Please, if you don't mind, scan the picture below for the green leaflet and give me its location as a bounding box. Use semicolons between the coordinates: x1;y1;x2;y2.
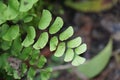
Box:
72;56;86;66
21;63;27;77
4;0;19;20
38;10;52;30
67;37;82;48
64;48;74;62
33;32;48;49
23;15;33;23
20;0;38;12
22;26;36;47
13;70;20;79
0;0;19;24
40;68;52;80
50;36;58;51
2;25;19;41
29;50;40;65
10;37;23;56
54;42;66;57
76;39;112;78
27;67;36;80
49;17;63;34
19;47;32;60
31;50;40;60
0;40;12;50
75;43;87;55
59;26;74;41
0;24;9;38
37;55;47;68
0;2;7;24
0;53;9;68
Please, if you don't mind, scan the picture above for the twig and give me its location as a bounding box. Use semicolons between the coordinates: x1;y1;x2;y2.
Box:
52;64;88;80
52;64;75;72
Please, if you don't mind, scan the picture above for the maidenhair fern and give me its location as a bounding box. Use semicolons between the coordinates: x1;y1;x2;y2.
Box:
0;0;87;80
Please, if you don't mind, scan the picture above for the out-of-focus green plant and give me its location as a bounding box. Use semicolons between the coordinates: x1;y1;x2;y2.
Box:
65;0;118;12
76;39;112;78
0;0;87;80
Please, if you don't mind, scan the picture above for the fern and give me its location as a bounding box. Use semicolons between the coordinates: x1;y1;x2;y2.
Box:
0;0;87;80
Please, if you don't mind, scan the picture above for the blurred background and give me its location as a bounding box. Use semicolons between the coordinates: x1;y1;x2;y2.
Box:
38;0;120;80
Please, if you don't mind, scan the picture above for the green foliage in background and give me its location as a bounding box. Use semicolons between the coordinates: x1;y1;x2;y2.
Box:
65;0;118;12
76;39;112;78
0;0;87;80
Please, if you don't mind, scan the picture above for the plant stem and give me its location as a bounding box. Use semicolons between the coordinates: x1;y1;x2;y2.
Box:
52;64;75;72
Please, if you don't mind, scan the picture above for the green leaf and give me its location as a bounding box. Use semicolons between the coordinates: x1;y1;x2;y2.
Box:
59;26;74;41
72;56;86;66
75;43;87;55
23;15;33;23
21;63;27;77
10;37;23;56
64;48;74;62
54;42;66;57
0;53;9;68
19;47;32;60
0;24;9;38
37;55;47;68
27;67;36;80
65;0;118;12
33;32;49;49
4;0;19;20
67;37;82;48
31;50;40;60
0;2;7;24
40;68;52;80
22;26;36;47
29;50;40;65
2;25;19;41
13;70;20;79
38;10;52;30
20;0;38;12
0;40;12;50
49;17;63;34
50;36;58;51
76;39;112;78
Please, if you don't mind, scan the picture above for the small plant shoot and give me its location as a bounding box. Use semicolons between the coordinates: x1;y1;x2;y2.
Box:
0;0;87;79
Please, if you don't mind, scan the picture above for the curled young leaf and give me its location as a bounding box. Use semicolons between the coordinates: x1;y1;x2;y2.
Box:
33;32;49;49
67;37;82;48
64;48;74;62
49;17;63;34
59;26;74;41
38;10;52;30
50;36;58;51
54;42;66;57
